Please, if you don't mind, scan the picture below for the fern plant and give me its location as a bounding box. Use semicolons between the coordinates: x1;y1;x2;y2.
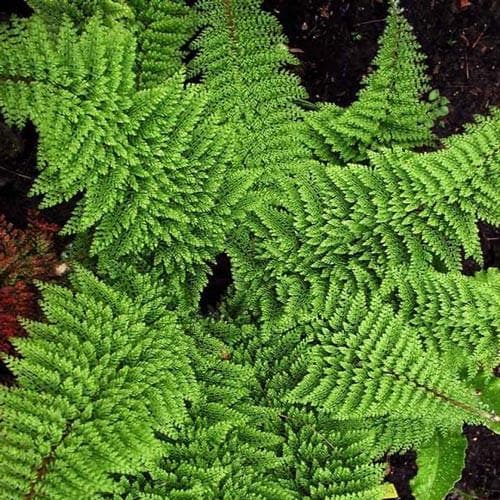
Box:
0;12;250;306
26;0;197;85
0;266;196;498
233;109;499;322
302;1;449;164
0;0;498;499
189;0;312;184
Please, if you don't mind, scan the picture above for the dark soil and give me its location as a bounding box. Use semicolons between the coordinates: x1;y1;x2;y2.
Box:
0;120;76;242
199;253;233;314
1;1;499;499
0;0;32;21
451;426;500;500
386;451;418;500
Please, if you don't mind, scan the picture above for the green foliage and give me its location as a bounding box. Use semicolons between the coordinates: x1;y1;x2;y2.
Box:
474;374;500;414
382;267;500;372
0;266;196;499
128;0;199;87
110;318;385;499
27;0;198;86
471;374;500;434
0;14;249;305
113;324;297;499
0;1;498;498
232;318;386;499
411;433;467;500
303;1;447;163
0;16;137;211
289;292;496;426
190;0;310;184
230;110;500;321
27;0;134;26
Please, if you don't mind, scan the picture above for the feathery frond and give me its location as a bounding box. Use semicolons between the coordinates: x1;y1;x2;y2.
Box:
0;267;196;499
0;15;249;304
190;0;309;181
303;2;448;163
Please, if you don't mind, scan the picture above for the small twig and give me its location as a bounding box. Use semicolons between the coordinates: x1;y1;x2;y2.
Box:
460;33;470;47
0;165;33;180
355;18;386;27
465;52;470;80
472;30;486;49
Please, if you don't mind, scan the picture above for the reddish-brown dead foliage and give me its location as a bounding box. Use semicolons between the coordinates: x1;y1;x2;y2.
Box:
0;210;59;354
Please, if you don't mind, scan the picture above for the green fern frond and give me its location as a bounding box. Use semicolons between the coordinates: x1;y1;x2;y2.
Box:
26;0;198;86
381;267;500;372
0;16;136;199
110;322;297;499
289;292;498;427
220;318;386;499
128;0;199;87
26;0;134;26
190;0;309;180
234;109;499;320
371;416;440;455
281;412;385;500
114;316;386;499
303;3;446;163
0;266;196;499
0;16;249;304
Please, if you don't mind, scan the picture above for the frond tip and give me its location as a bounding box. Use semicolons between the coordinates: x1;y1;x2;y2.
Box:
303;3;447;163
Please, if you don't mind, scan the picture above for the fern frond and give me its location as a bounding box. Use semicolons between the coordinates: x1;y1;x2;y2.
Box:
113;315;386;499
382;266;500;372
303;3;446;163
367;109;500;267
0;16;136;199
128;0;198;87
26;0;134;26
190;0;309;180
225;318;386;499
281;412;385;500
0;16;248;304
111;321;297;499
0;266;196;499
234;109;500;320
290;292;498;427
26;0;197;86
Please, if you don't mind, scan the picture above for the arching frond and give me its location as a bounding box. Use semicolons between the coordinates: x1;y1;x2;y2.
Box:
0;267;196;499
